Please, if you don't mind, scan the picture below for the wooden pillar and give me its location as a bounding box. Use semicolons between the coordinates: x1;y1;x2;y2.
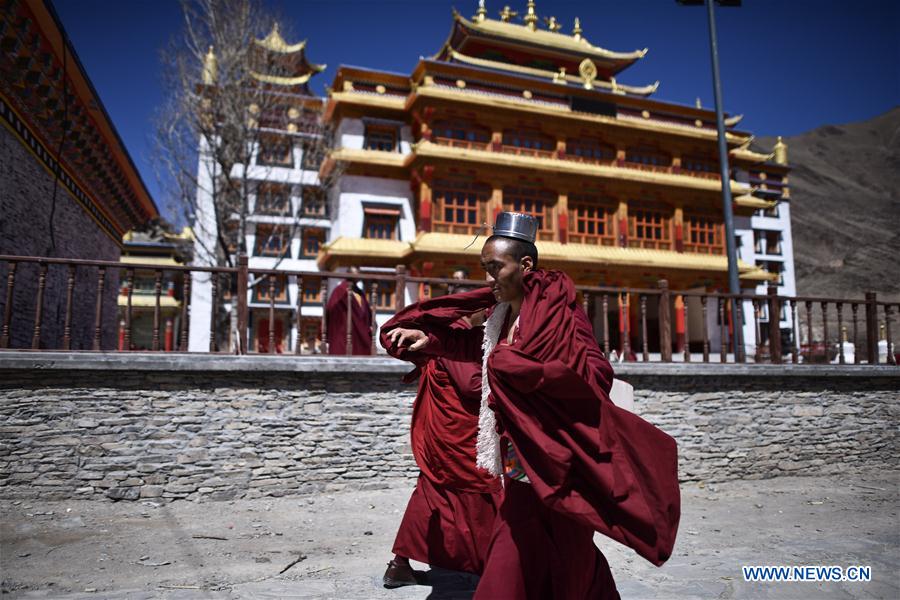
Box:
617;200;628;247
674;205;684;253
672;155;682;175
865;292;878;364
658;279;672;362
674;293;686;352
419;179;432;233
555;137;566;160
557;191;569;244
491;186;503;224
768;284;782;363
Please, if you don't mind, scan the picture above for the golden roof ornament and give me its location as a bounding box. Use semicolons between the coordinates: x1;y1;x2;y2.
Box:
256;21;306;53
474;0;487;22
572;17;583;40
695;97;702;109
202;45;217;85
773;136;788;165
498;5;518;22
524;0;538;31
579;58;597;90
544;16;561;32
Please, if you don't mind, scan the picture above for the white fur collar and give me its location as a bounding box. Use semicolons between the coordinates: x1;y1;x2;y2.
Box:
477;302;509;477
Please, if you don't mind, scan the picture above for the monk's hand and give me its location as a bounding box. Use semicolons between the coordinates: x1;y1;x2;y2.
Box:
387;327;429;351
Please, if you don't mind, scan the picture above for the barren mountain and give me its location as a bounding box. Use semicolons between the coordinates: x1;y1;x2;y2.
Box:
755;107;900;302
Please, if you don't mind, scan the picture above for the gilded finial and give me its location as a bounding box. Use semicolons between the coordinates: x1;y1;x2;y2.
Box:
544;16;561;32
202;45;217;85
773;135;788;165
552;66;567;84
573;17;582;40
474;0;487;22
524;0;538;30
498;5;517;22
695;97;702;109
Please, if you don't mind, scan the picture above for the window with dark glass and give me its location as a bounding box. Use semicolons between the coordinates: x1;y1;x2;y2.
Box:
432;177;490;235
567;138;616;163
684;213;724;254
363;206;400;240
253;274;288;304
301;186;328;217
629;203;672;249
682;155;718;177
255;183;292;216
501;128;555;156
503;184;555;239
303;279;323;304
300;227;326;258
300;142;324;170
569;194;615;245
364;124;398;152
625;146;671;169
257;136;293;167
254;225;291;258
431;119;491;149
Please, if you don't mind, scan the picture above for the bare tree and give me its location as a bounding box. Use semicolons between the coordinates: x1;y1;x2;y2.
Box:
153;0;342;351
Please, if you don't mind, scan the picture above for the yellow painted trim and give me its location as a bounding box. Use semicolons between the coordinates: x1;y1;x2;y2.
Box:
734;195;778;209
330;147;410;168
414;140;750;195
117;295;181;309
328;91;407;111
119;256;183;267
730;147;774;164
414;86;749;144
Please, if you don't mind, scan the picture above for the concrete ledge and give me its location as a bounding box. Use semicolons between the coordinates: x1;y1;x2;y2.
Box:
0;351;898;378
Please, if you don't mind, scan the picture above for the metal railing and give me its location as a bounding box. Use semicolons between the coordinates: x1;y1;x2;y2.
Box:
1;254;896;365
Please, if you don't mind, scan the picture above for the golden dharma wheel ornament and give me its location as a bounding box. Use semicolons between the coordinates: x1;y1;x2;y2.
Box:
578;58;597;90
456;79;467;89
375;84;386;95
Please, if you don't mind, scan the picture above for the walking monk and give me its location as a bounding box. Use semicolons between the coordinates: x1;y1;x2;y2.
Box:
381;309;501;587
325;267;373;355
383;212;681;599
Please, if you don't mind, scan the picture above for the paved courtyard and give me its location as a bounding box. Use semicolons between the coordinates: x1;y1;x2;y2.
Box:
2;468;898;599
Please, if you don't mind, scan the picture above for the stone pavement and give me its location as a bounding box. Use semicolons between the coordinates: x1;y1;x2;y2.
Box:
2;468;898;599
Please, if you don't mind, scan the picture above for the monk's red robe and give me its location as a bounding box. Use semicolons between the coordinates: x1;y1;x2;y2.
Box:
389;326;501;574
381;271;681;599
326;280;373;355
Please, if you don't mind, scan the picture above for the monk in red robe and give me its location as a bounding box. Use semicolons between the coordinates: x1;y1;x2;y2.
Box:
326;269;373;355
382;312;502;587
383;217;681;599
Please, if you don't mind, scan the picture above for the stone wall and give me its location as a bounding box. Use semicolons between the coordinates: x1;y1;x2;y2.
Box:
0;127;121;350
0;355;897;502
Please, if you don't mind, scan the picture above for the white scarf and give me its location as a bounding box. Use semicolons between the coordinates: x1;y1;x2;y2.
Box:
476;302;509;477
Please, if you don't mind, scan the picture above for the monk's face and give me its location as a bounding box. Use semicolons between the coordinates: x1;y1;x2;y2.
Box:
480;238;532;303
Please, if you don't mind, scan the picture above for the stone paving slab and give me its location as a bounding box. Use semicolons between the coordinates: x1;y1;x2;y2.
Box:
2;469;898;599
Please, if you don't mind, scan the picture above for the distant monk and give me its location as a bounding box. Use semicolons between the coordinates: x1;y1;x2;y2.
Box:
380;310;501;587
326;267;373;355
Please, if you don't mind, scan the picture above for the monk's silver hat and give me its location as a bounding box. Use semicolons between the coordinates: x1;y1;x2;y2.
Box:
492;212;538;243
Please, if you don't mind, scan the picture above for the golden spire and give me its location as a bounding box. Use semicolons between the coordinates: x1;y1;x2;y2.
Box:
474;0;487;22
544;16;561;32
695;97;702;109
498;5;517;22
202;45;217;85
572;17;582;40
524;0;538;30
773;136;788;165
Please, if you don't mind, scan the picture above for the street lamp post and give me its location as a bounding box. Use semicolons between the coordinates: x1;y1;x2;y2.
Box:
677;0;744;358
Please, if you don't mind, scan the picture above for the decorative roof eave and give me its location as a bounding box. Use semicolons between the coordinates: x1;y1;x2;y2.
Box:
730;147;774;164
330;147;411;169
250;71;315;86
734;194;778;210
412;85;750;145
255;23;307;54
452;10;647;64
446;48;658;96
316;236;411;269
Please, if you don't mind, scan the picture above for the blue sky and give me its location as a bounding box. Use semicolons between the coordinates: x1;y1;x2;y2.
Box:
52;0;899;219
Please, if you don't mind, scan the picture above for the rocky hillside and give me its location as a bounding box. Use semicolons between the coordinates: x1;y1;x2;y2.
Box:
755;107;900;302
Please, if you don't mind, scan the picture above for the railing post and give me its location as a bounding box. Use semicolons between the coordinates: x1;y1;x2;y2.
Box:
865;292;877;364
0;262;15;348
768;284;782;364
237;255;249;355
395;264;407;310
658;279;672;362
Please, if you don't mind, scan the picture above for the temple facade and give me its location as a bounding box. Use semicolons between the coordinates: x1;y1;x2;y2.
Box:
189;1;796;357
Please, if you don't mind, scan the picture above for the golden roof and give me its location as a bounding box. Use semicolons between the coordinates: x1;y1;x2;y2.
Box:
733;194;778;210
318;232;773;280
250;71;315;86
446;48;658;96
255;23;308;54
730;146;773;164
451;10;647;63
